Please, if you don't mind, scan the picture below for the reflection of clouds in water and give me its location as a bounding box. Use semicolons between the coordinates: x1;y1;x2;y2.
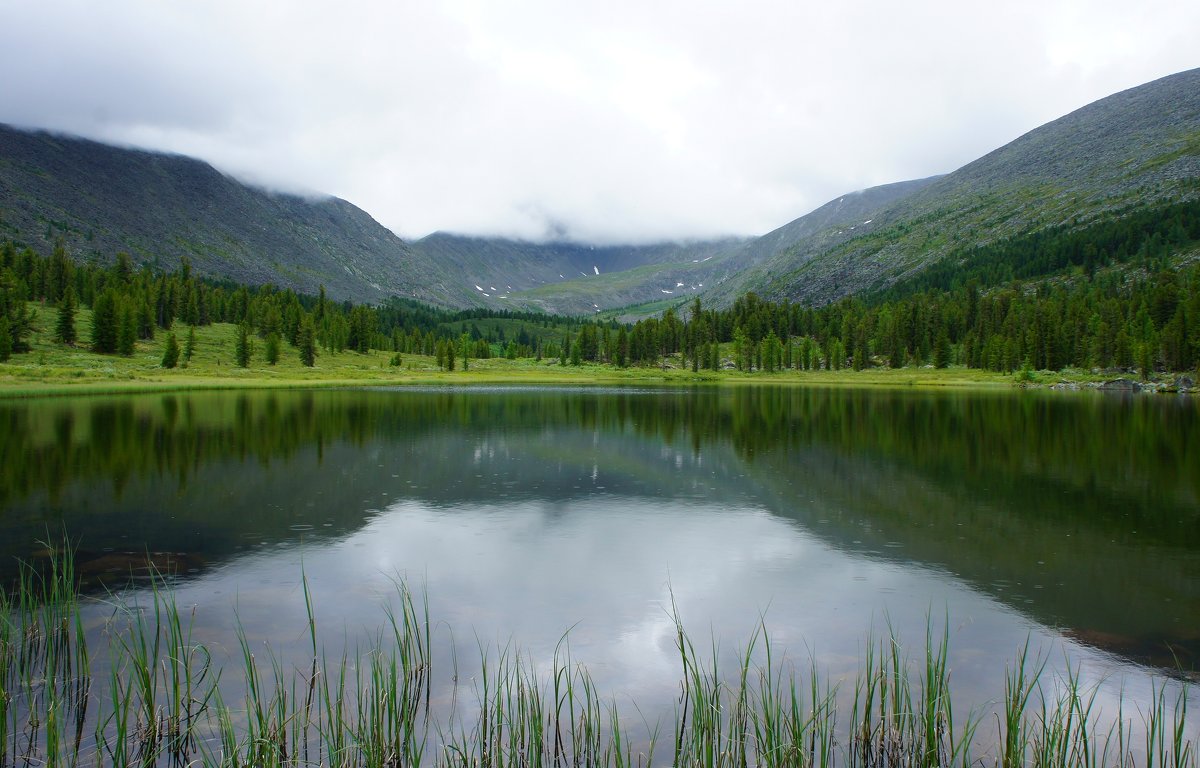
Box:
142;492;1186;737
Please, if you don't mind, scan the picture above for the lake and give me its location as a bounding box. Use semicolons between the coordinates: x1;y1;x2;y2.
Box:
1;385;1197;764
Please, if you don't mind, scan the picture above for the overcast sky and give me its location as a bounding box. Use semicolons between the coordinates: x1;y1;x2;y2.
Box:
1;1;1197;244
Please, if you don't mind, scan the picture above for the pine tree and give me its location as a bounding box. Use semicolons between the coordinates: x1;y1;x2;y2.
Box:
138;296;155;340
265;332;281;365
298;317;317;367
117;301;137;356
934;328;951;369
184;286;200;326
183;325;197;363
733;327;750;371
48;240;73;303
0;316;11;362
91;289;118;353
1138;340;1154;381
235;323;251;367
55;285;78;345
161;332;180;368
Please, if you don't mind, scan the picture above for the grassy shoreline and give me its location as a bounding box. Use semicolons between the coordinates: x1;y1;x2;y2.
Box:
0;305;1178;399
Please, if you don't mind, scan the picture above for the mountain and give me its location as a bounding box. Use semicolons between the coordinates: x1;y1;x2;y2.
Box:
4;67;1198;315
478;179;939;316
0;124;466;304
708;67;1200;305
0;121;751;312
413;233;746;315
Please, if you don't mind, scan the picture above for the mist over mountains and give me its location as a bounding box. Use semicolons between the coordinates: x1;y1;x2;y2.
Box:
2;67;1198;314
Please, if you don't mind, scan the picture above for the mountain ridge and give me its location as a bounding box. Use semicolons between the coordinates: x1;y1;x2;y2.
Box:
712;66;1200;305
3;66;1199;314
0;124;463;305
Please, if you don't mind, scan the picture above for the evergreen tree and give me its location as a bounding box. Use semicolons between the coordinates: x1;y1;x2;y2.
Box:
1138;340;1154;380
47;240;73;303
0;316;10;362
184;285;200;325
55;285;78;345
91;289;118;353
265;332;281;365
298;317;317;367
113;252;133;284
117;300;137;356
236;323;252;367
733;327;750;371
138;295;156;340
183;325;197;363
161;332;180;368
934;329;951;369
852;322;869;371
0;269;33;355
578;325;599;361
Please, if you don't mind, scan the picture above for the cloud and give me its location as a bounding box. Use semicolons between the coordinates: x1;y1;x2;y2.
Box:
1;0;1197;243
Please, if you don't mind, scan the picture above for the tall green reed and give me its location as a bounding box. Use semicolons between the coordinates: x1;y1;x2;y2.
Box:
1;549;1196;767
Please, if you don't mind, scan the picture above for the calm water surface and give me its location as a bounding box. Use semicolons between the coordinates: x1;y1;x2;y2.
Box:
1;385;1197;734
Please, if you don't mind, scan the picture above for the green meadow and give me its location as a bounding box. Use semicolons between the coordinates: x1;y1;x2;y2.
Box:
1;303;1085;397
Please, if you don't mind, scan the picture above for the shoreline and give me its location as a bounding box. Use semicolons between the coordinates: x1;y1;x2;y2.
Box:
3;306;1192;399
1;362;1191;400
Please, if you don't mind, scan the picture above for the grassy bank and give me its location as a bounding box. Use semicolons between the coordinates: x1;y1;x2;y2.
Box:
1;552;1196;767
0;304;1119;398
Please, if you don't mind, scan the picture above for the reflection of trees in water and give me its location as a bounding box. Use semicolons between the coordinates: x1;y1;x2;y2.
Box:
2;387;1197;518
0;386;1198;673
728;387;1200;536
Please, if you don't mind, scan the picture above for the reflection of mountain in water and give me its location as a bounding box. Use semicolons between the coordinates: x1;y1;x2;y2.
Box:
0;387;1197;673
0;390;761;587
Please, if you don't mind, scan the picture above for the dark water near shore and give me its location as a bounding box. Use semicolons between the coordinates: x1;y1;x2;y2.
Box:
1;385;1198;726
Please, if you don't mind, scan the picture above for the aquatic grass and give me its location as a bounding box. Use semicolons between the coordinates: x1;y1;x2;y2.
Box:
1146;680;1193;768
999;639;1043;768
1;552;1198;767
102;568;219;764
0;543;92;767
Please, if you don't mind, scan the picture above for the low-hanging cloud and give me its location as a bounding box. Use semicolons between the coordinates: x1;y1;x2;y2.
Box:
1;0;1197;244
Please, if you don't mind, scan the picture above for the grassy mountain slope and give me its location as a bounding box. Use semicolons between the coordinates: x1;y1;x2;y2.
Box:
415;233;747;315
0;124;466;305
489;177;936;314
711;67;1200;305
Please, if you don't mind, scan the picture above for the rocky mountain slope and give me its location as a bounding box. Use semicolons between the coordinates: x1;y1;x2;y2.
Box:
491;177;940;316
0;123;745;311
707;67;1200;305
414;233;746;315
0;124;463;304
3;67;1198;314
